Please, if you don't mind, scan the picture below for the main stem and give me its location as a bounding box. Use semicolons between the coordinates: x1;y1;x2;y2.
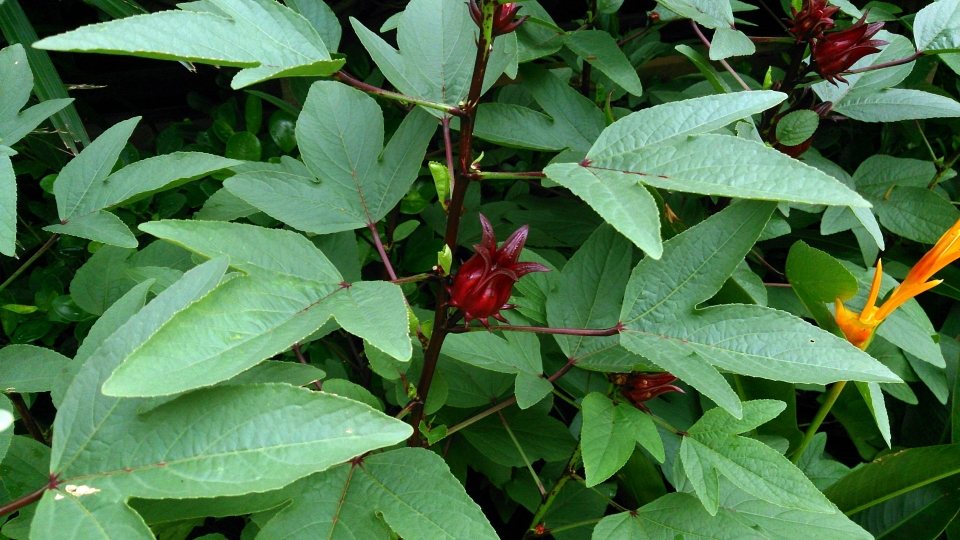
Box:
528;444;582;535
408;2;495;446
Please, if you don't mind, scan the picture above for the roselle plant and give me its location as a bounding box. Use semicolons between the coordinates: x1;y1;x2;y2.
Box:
1;0;960;538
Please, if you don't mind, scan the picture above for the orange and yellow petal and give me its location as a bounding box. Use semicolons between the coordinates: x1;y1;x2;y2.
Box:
834;299;879;350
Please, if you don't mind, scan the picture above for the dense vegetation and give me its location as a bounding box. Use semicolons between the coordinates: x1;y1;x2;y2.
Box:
1;0;960;538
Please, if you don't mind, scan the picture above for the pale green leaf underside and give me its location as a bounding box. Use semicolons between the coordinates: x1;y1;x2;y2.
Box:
33;0;344;88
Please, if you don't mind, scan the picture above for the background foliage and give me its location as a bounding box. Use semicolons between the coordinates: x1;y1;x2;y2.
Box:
1;0;960;538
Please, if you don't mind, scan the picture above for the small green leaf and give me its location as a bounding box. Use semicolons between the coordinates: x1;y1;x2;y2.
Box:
437;244;453;276
565;30;643;97
776;110;819;146
225;131;261;161
0;344;70;393
428;161;451;209
581;393;664;487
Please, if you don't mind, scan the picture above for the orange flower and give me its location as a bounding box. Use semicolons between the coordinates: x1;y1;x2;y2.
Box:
835;218;960;349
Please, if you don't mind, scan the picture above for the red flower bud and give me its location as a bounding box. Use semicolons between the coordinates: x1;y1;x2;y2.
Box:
611;371;685;411
812;14;886;84
788;0;839;42
775;138;812;158
448;214;550;328
468;0;528;37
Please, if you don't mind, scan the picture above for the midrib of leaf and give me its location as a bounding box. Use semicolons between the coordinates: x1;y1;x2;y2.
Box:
567;247;620;358
326;463;358;540
623;209;761;325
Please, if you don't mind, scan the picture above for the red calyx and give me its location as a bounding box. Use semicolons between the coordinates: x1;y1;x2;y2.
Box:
774;138;812;158
468;0;528;37
612;371;685;412
812;14;886;84
447;214;550;328
788;0;840;42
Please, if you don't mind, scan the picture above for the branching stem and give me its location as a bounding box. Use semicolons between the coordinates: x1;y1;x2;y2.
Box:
334;70;463;116
790;380;847;463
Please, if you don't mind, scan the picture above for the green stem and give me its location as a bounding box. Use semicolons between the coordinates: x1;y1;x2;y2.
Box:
499;409;546;496
649;414;683;435
0;234;58;295
929;146;960;189
552;388;581;410
790;380;847;464
475;171;546;180
528;444;581;533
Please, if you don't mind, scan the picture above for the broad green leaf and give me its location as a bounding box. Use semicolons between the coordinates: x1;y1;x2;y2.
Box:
0;435;50;537
103;221;409;396
720;483;872;540
195;187;258;221
0;149;14;256
515;2;564;63
139;220;342;282
710;27;756;60
795;433;850;491
587;91;785;161
824;443;960;515
45;210;138;248
284;0;341;52
0;344;70;393
53;116;137;217
226;361;325;388
34;264;411;540
565;30;643;97
682;400;834;514
593;493;765;540
581;392;664;487
69;245;137;316
873;186;959;244
852;476;960;539
585;135;869;208
657;0;733;28
256;448;499;540
546;225;640;368
442;318;542;376
437;356;513;408
914;0;960;52
620;202;899;418
677;43;732;94
227;82;435;233
350;0;515;112
33;0;345;89
0;396;12;462
854;381;891;447
474;64;605;155
833;88;960;122
543;163;662;258
0;44;72;147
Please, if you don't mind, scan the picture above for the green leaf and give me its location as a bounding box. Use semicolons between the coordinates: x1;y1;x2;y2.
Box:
854;381;891;447
914;0;960;52
682;400;835;514
256;448;499;540
53;117;138;222
588;91;785;161
69;245;136;316
586;135;869;207
796;432;850;491
852;476;960;539
710;27;756;60
546;224;642;369
0;344;70;393
565;30;643;97
657;0;733;28
33;0;345;89
776;110;819;146
0;150;14;257
0;44;72;147
581;392;664;487
832;88;960;122
284;0;341;52
620;202;899;418
474;64;605;155
102;221;410;396
542;162;662;258
514;371;553;409
0;1;90;152
350;0;516;112
226;82;435;233
677;43;732;93
824;443;960;515
225;361;325;388
442;319;542;376
33;266;411;540
45;211;138;248
224;131;261;161
593;493;765;540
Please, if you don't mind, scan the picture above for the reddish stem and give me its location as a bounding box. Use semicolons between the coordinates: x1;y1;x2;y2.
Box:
441;116;457;198
9;393;46;445
292;343;322;391
842;51;921;74
367;223;398;281
0;475;59;518
333;70;463;116
691;21;751;92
